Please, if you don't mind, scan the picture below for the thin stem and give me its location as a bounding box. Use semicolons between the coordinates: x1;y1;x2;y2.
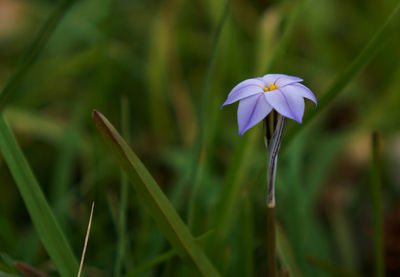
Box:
77;202;95;277
267;207;277;277
265;115;285;208
264;114;285;276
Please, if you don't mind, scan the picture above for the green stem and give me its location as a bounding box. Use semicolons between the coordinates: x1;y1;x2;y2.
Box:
264;113;285;276
265;114;285;207
267;207;277;277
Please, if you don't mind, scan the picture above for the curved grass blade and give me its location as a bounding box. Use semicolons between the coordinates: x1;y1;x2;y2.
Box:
92;110;220;277
0;116;79;277
0;0;75;111
283;2;400;148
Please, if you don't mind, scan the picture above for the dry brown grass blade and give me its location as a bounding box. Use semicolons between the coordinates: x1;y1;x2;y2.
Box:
77;202;95;277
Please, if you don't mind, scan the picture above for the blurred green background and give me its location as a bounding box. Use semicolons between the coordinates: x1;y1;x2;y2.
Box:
0;0;400;276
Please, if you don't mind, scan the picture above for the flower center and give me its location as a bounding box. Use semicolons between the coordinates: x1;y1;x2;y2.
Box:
263;83;277;92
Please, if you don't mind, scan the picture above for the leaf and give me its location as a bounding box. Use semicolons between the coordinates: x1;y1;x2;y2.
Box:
276;224;303;277
92;110;220;277
0;116;79;277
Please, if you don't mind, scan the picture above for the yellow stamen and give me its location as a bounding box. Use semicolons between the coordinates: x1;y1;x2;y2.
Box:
263;83;277;92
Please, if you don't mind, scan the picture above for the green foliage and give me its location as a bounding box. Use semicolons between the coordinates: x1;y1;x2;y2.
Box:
0;0;399;276
93;111;219;276
0;116;79;276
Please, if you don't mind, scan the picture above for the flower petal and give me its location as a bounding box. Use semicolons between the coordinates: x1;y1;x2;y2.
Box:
223;78;264;106
237;94;273;136
262;74;303;88
286;83;317;104
265;89;305;123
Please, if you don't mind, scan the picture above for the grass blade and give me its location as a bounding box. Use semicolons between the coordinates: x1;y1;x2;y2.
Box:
276;224;302;277
370;132;384;277
124;230;213;277
0;116;79;277
51;105;82;214
0;0;75;111
306;256;362;277
114;97;131;277
77;202;95;277
239;195;254;277
187;0;231;229
283;2;400;148
14;262;49;277
92;110;220;277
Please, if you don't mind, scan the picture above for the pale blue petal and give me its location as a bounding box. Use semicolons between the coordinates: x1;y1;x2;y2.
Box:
287;83;317;104
223;78;264;106
262;74;303;88
265;89;305;123
237;94;273;136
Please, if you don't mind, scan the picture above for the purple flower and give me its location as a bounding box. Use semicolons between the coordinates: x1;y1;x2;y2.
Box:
222;74;317;136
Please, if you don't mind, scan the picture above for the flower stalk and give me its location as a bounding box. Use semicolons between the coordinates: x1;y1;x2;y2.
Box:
222;73;315;276
264;111;285;276
264;112;285;208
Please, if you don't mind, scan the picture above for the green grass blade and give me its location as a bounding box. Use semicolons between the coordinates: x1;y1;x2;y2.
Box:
0;0;75;111
276;224;303;277
283;2;400;147
0;116;79;277
306;256;362;277
261;0;307;74
114;97;131;277
370;132;384;277
51;106;82;208
329;211;359;272
207;129;259;242
92;110;220;277
146;4;174;140
124;230;213;277
187;0;231;228
239;195;254;277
